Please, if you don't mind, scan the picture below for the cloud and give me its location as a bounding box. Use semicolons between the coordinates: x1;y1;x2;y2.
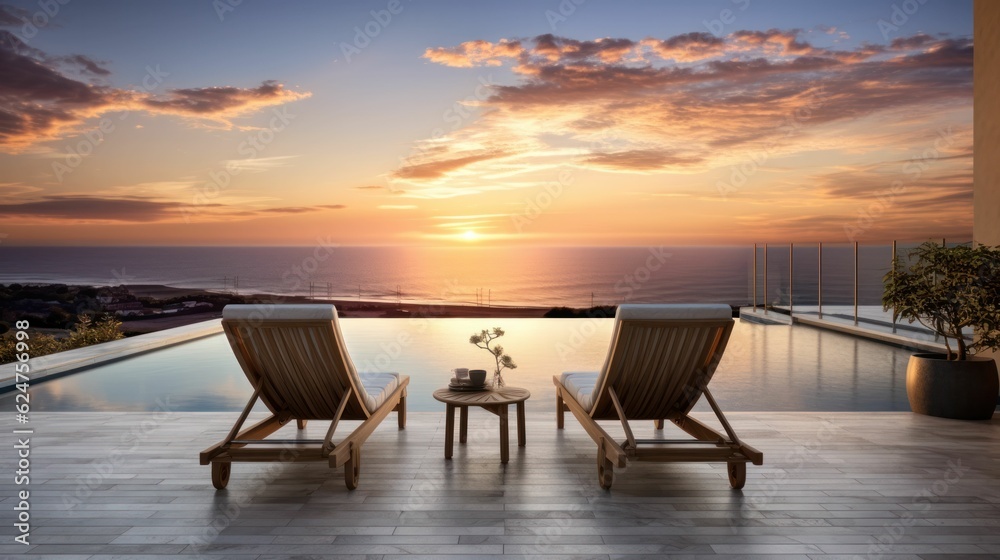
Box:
394;149;512;180
255;204;346;214
0;196;188;222
355;185;386;190
583;149;705;172
222;155;299;173
378;204;417;210
729;28;816;56
56;54;111;76
424;39;523;68
641;32;725;62
0;195;345;223
0;34;310;150
0;4;29;27
890;33;936;50
403;30;970;186
141;80;308;121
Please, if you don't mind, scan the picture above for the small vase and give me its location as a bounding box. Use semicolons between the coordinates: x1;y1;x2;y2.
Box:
492;370;505;388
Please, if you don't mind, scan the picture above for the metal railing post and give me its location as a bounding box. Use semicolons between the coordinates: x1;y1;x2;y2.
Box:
752;243;757;311
789;243;794;317
817;242;823;319
891;240;897;334
853;241;859;326
763;243;768;314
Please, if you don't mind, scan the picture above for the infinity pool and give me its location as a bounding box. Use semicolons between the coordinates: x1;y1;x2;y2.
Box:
5;318;912;412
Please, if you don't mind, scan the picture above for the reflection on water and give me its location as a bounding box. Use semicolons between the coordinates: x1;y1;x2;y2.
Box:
7;318;911;412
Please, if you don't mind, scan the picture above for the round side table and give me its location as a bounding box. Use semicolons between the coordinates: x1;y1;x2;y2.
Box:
432;386;530;464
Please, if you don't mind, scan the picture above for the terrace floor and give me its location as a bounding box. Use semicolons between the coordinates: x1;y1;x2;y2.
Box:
2;411;999;558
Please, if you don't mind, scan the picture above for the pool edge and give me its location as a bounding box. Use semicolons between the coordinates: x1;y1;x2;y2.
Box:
0;319;223;392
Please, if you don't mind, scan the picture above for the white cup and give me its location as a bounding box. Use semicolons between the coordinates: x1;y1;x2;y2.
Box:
452;368;469;380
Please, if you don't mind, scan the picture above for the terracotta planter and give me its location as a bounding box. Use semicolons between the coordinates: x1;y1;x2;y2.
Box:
906;354;999;420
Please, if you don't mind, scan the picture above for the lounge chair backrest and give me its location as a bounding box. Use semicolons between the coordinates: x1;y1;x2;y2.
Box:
589;304;734;420
221;304;371;420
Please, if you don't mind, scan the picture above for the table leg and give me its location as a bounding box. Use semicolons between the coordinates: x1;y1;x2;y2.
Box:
445;403;455;460
517;401;526;447
499;405;509;464
459;406;468;444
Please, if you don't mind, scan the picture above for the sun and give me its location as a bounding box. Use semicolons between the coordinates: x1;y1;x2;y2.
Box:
461;230;479;242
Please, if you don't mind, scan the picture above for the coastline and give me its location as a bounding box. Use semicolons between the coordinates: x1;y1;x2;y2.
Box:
124;283;555;319
1;283;565;339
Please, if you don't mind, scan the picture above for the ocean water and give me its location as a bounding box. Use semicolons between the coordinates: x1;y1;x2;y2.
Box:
0;245;909;308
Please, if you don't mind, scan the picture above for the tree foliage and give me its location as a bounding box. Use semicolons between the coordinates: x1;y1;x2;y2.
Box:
0;314;125;364
883;242;1000;360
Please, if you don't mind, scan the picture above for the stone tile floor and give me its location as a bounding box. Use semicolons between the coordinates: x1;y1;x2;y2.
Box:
1;410;998;558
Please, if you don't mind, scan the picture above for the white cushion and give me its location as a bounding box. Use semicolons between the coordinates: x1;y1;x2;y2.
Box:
560;371;600;411
358;372;401;412
616;303;732;321
223;304;338;321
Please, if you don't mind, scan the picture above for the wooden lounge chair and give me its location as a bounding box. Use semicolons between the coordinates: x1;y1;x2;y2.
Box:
554;304;762;489
200;304;408;490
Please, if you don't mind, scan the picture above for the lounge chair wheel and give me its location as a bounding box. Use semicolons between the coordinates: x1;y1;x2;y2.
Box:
296;419;308;430
597;447;614;490
728;462;746;490
211;462;230;490
344;447;360;490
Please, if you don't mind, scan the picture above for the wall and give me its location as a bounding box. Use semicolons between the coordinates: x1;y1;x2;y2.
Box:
974;0;1000;360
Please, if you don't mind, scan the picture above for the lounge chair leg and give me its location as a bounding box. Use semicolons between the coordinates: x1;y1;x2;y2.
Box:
344;445;360;490
654;419;664;430
597;443;614;490
296;419;308;430
211;462;230;490
397;393;406;429
556;390;564;429
728;462;746;490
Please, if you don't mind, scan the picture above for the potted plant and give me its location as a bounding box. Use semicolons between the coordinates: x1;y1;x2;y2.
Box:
469;327;517;388
883;241;1000;420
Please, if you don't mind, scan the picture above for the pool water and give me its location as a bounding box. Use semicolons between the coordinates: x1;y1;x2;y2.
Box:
5;318;912;412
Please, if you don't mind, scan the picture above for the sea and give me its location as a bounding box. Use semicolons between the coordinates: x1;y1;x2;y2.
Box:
0;245;907;308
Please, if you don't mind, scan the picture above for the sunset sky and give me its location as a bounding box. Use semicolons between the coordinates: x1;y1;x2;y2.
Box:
0;0;973;246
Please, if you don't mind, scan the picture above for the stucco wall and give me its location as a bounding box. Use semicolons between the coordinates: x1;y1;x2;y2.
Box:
974;0;999;360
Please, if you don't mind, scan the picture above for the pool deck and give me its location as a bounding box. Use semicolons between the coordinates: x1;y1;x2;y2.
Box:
739;306;953;354
2;410;999;558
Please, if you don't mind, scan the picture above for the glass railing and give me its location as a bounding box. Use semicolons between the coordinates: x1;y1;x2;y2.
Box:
749;239;973;342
